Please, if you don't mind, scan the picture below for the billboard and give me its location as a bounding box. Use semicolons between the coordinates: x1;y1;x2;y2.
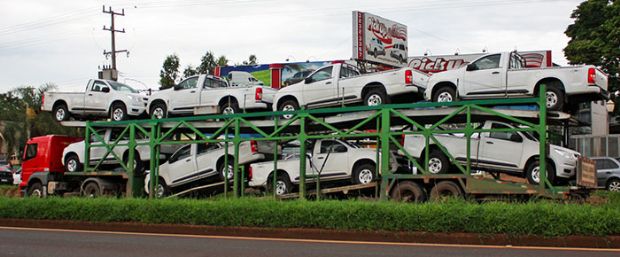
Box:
407;50;553;74
281;61;332;87
218;64;271;86
352;11;408;67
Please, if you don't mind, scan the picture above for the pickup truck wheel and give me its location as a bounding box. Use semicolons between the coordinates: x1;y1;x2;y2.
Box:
364;89;387;107
53;104;70;122
110;103;127;121
154;179;170;198
65;154;83;172
430;181;463;201
27;182;44;198
150;103;167;119
269;173;292;196
391;181;426;203
82;182;101;198
433;87;457;103
220;101;239;115
428;150;449;174
545;86;564;111
279;100;299;119
606;178;620;192
352;163;376;185
218;160;235;181
526;160;555;185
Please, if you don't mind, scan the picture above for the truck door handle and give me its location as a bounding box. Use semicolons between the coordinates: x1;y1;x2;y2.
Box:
486;141;494;144
491;71;500;75
190;90;196;93
325;82;332;85
88;94;93;96
185;159;191;162
317;157;325;160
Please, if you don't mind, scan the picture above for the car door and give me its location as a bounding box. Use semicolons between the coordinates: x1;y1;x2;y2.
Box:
194;143;220;178
596;158;620;187
462;54;506;97
198;77;221;107
336;65;361;102
302;66;337;107
85;80;109;114
166;145;198;184
505;52;531;93
312;140;349;177
89;129;110;163
479;122;524;170
169;76;199;113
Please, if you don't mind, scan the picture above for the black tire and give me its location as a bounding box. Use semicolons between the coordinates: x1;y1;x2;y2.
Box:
82;182;101;197
53;104;70;122
606;178;620;192
278;99;299;119
352;163;376;185
150;102;167;119
123;152;143;173
432;86;457;103
220;100;240;115
218;158;235;181
110;102;127;121
525;160;556;185
154;179;170;198
268;173;293;196
430;181;463;201
427;150;449;174
27;182;44;198
391;181;427;203
64;154;83;172
544;85;565;111
363;88;388;107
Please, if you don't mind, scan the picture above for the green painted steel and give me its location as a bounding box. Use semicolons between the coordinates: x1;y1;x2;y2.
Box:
79;85;567;199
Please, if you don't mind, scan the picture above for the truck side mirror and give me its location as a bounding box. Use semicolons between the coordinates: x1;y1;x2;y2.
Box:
466;64;477;71
304;77;313;84
510;134;523;143
101;87;110;93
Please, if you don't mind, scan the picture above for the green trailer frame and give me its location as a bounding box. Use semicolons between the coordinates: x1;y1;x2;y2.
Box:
77;85;574;199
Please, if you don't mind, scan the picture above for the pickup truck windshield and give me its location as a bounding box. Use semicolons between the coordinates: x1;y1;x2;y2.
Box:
108;81;139;93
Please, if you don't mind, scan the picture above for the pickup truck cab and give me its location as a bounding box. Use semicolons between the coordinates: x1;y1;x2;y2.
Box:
273;63;428;118
42;79;148;122
147;74;276;118
425;51;608;111
400;120;580;184
248;139;378;195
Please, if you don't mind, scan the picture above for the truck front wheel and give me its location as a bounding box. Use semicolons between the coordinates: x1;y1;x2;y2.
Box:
110;102;127;121
27;182;44;198
526;160;555;185
433;86;457;103
150;102;167;119
352;163;376;185
65;154;83;172
278;100;299;119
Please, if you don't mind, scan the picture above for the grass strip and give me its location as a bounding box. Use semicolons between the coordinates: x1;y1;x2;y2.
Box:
0;196;619;237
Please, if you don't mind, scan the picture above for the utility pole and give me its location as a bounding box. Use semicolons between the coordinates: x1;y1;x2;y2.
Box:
102;5;128;79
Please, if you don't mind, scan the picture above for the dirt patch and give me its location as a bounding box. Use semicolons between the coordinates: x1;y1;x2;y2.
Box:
1;218;618;248
0;186;20;198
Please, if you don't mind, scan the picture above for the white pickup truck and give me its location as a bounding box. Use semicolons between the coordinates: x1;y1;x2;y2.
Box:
424;52;608;111
400;120;580;184
144;140;269;197
273;63;428;118
42;79;148;122
147;74;277;118
248;139;379;195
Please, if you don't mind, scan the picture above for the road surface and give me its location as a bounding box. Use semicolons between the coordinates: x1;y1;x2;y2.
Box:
0;226;618;257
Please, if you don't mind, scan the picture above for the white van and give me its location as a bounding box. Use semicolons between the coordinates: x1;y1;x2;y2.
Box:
226;71;264;87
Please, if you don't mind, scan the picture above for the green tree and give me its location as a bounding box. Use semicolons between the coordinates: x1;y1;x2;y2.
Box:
183;65;198;78
242;54;258;65
197;51;216;74
216;56;229;67
159;54;180;89
564;0;620;105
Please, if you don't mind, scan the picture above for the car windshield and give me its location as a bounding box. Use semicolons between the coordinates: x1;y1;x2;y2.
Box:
108;81;139;93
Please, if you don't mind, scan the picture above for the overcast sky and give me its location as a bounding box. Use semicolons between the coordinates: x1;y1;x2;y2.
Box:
0;0;584;92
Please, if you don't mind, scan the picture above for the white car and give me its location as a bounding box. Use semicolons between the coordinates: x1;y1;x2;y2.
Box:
226;71;264;87
390;43;407;64
424;51;609;111
249;139;378;195
62;128;168;172
147;74;276;118
42;79;148;122
366;38;386;57
144;140;266;197
273;63;428;118
400;120;580;184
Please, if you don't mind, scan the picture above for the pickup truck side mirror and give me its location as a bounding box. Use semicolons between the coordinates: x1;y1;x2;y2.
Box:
101;87;110;93
466;63;477;71
304;77;313;84
510;133;523;143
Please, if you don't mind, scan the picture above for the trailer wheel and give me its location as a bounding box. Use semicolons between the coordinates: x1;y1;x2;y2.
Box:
27;182;44;198
150;102;167;119
352;163;376;185
430;181;463;201
65;154;83;172
278;100;299;119
433;86;457;103
526;160;555;185
268;173;292;196
391;181;426;203
428;150;449;174
607;178;620;192
82;182;101;198
53;103;70;122
364;88;387;107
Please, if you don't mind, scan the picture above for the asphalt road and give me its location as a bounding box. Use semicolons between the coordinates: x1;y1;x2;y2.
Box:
1;227;618;257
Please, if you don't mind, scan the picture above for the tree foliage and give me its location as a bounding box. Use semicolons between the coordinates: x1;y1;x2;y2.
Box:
182;65;198;78
197;51;216;74
159;54;180;89
242;54;258;65
564;0;620;97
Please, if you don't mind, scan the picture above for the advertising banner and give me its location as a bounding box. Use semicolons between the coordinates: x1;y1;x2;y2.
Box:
219;64;271;86
407;50;553;74
352;11;408;67
281;61;332;87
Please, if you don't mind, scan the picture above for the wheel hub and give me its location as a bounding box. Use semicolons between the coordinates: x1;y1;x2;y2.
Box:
113;108;124;121
366;94;382;106
531;166;540;183
358;169;373;184
67;159;77;172
223;107;235;115
276;181;287;195
546;91;558;108
282;105;296;119
609;181;620;192
428;157;443;174
437;92;453;102
56;109;65;121
152;108;164;119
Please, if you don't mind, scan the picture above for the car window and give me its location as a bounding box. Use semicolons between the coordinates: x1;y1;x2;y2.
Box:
489;123;520;141
509;54;524;69
169;145;191;163
91;81;108;92
197;143;219;155
177;77;198;90
108;81;139;93
307;66;333;83
340;66;360;79
320;140;348;153
597;159;619;170
204;78;226;88
472;54;501;70
24;144;37;161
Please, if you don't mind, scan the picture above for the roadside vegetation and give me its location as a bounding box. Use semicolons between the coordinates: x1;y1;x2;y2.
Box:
1;192;619;237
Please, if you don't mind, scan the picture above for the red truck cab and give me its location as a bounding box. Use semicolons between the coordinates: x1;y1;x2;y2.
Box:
19;135;82;196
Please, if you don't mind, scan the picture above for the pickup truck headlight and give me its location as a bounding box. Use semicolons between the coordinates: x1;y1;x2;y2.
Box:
554;149;576;160
127;95;141;105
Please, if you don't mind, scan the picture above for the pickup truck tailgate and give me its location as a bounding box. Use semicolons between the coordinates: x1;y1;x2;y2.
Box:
261;86;277;104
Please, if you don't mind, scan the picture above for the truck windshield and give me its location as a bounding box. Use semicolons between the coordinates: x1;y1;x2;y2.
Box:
108;81;139;93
